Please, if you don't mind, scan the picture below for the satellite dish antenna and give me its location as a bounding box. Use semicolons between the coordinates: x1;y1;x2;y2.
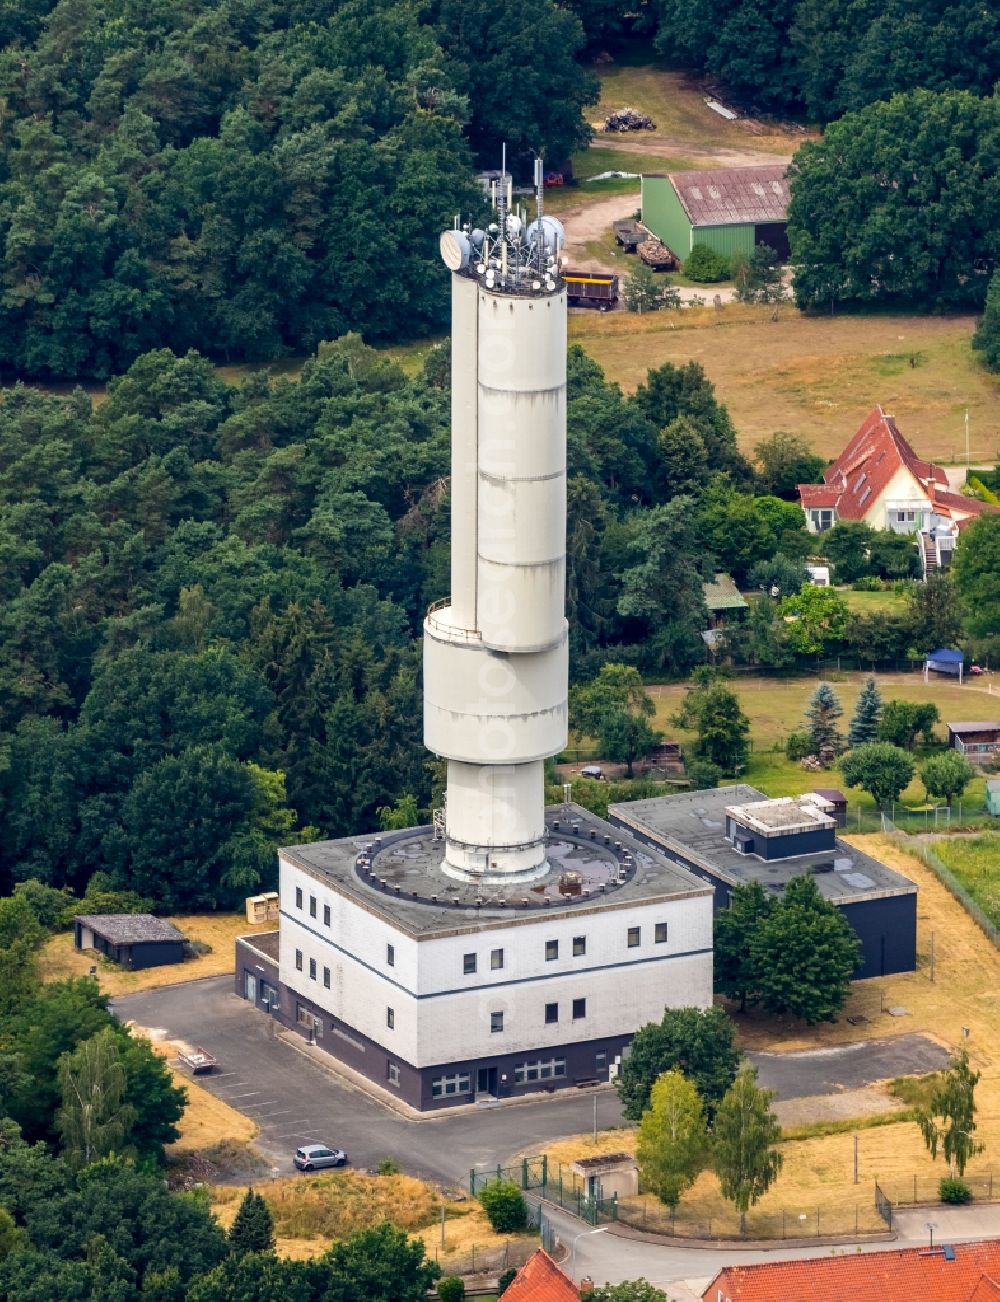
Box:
439;229;471;271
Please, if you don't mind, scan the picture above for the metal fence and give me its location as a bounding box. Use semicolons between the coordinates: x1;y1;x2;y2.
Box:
886;834;1000;950
430;1238;538;1278
877;1171;999;1208
469;1157;548;1197
614;1195;882;1240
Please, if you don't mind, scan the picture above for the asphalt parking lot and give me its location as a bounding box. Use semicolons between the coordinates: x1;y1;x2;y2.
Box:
116;980;951;1184
752;1033;950;1099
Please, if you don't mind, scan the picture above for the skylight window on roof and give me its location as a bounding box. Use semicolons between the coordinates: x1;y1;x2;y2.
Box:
708;186;720;198
854;472;867;491
859;486;872;505
751;183;764;196
690;186;702;200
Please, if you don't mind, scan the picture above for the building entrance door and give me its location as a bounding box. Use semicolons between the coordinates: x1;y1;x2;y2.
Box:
244;972;256;1001
477;1067;498;1097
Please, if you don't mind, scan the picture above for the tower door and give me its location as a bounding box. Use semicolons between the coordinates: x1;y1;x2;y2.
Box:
477;1067;498;1097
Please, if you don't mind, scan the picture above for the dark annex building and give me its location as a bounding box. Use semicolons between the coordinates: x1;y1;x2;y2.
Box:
74;914;187;971
610;786;918;979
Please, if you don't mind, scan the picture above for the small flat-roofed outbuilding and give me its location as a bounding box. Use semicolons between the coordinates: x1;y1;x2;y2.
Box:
74;914;187;971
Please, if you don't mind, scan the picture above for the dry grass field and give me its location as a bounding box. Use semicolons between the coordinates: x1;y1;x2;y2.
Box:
569;306;1000;463
585;59;807;163
529;834;1000;1235
210;1171;530;1264
40;913;272;997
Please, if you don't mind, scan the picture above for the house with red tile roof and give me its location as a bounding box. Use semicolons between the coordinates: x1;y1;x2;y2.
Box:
501;1249;580;1302
798;406;997;537
703;1239;1000;1301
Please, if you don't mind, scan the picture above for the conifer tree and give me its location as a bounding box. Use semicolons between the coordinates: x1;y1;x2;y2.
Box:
848;675;882;746
228;1188;275;1255
805;682;843;756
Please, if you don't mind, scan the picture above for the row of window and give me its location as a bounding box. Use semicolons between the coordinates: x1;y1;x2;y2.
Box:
294;885;401;972
489;999;586;1034
514;1058;566;1083
294;886;332;928
462;925;668;975
295;949;332;989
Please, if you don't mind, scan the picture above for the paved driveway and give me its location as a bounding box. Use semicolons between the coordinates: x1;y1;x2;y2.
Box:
751;1034;950;1099
115;977;626;1184
116;981;951;1184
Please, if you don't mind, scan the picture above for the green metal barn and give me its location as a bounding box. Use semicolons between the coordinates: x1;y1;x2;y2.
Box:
641;166;790;263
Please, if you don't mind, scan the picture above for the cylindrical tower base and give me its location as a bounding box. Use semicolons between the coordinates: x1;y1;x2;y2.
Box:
440;759;549;882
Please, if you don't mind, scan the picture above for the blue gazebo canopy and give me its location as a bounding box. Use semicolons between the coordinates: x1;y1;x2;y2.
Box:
926;648;965;675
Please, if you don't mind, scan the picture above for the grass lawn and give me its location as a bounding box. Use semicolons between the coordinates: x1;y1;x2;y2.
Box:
40;913;273;997
522;833;1000;1237
927;834;1000;927
583;52;808;160
839;587;912;615
569;306;1000;463
647;670;992;814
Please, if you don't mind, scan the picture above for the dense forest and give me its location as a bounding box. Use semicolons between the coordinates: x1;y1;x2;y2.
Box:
646;0;1000;119
0;338;800;910
0;0;594;378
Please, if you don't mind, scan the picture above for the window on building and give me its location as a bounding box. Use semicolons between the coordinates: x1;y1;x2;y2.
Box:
655;922;668;944
295;887;303;909
309;957;316;980
545;939;559;961
387;1062;400;1087
323;904;331;927
572;936;586;957
897;511;906;523
387;943;395;967
491;1011;504;1033
309;895;317;918
572;998;586;1020
387;1007;395;1029
463;953;477;975
514;1058;567;1084
323;966;330;989
627;926;641;948
431;1073;472;1098
595;1052;607;1074
295;949;303;971
545;1002;558;1024
491;948;504;970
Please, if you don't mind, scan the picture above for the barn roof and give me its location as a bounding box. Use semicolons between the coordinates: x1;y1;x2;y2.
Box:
75;914;186;945
668;166;789;227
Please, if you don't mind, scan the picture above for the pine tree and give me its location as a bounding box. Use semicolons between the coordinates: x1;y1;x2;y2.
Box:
228;1188;275;1255
848;676;882;746
805;682;843;757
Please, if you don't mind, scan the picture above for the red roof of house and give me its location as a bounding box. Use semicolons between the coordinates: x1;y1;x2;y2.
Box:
502;1250;579;1302
703;1240;1000;1302
798;406;1000;524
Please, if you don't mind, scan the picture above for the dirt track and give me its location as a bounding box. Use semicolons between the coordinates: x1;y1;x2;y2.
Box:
588;135;796;170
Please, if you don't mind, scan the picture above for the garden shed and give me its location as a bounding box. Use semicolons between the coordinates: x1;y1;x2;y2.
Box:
74;914;187;970
987;779;1000;816
641;166;790;262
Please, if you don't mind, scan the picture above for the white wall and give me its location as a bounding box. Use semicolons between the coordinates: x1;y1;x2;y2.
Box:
278;858;713;1070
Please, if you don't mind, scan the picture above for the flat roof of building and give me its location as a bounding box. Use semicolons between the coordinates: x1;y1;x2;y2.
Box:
75;914;186;945
727;796;834;835
609;785;916;904
281;804;712;939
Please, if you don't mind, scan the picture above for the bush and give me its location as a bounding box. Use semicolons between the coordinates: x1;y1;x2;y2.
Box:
478;1180;528;1233
377;1158;401;1175
683;243;731;283
498;1268;518;1295
785;731;812;761
686;758;722;790
939;1176;972;1204
438;1277;465;1302
852;576;883;591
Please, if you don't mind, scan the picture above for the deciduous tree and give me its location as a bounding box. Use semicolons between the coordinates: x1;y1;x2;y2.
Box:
712;1066;783;1233
636;1071;707;1208
841;742;915;808
616;1007;740;1122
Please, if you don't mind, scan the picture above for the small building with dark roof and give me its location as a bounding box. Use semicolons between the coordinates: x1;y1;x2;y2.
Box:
609;785;917;979
641;166;790;262
74;914;187;971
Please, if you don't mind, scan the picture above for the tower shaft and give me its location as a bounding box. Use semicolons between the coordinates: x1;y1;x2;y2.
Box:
424;243;568;881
